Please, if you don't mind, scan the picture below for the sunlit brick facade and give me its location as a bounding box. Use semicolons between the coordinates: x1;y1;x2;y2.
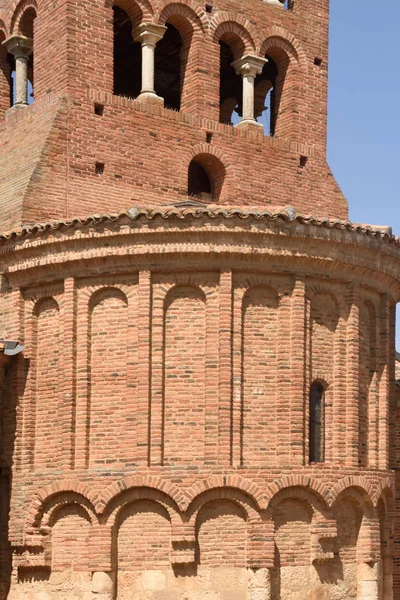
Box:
0;0;399;598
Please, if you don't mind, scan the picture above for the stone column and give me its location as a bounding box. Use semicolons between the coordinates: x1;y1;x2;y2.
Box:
357;562;379;600
133;23;167;105
248;567;272;600
232;55;267;128
2;35;33;106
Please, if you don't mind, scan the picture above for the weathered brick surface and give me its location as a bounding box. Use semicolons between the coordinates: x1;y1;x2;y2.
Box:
0;0;347;233
0;0;398;598
0;213;397;599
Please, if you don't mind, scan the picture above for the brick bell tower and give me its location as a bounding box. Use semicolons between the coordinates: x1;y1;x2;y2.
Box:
0;0;399;598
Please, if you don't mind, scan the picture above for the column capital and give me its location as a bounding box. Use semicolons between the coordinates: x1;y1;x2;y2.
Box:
133;23;167;46
2;35;33;59
232;55;267;78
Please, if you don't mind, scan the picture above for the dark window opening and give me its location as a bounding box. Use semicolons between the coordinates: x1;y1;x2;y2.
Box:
309;381;325;463
205;4;213;12
219;41;242;124
113;6;141;98
284;0;294;10
206;131;212;143
6;53;14;108
188;160;212;201
314;57;322;67
154;23;182;111
254;55;278;136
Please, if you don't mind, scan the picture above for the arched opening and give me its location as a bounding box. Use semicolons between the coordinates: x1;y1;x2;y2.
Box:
113;6;141;98
309;381;325;463
254;55;278;136
219;39;242;124
188;160;212;201
188;153;225;202
154;23;182;111
259;42;294;138
18;8;35;104
0;31;12;116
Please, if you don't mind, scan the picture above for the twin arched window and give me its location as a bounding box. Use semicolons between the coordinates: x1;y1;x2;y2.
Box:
112;7;287;138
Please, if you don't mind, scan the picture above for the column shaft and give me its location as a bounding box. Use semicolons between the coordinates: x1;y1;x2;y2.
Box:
15;56;29;105
141;42;156;93
242;73;256;121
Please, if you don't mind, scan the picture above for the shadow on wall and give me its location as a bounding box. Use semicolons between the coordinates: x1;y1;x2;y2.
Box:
0;354;28;600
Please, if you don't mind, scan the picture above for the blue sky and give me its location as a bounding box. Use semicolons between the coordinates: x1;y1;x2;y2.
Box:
328;1;400;231
327;1;400;347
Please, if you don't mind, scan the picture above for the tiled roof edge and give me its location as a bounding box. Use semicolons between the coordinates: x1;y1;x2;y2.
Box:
0;205;396;245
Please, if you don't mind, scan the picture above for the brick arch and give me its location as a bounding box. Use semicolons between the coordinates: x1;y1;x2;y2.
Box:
102;486;183;528
376;483;395;516
88;285;128;312
158;2;206;33
184;476;265;511
331;478;376;516
210;13;256;57
99;476;187;513
10;0;37;35
105;0;154;25
26;482;98;530
265;475;334;509
258;26;307;72
164;282;206;311
32;295;59;316
185;144;228;203
187;487;260;522
0;17;8;36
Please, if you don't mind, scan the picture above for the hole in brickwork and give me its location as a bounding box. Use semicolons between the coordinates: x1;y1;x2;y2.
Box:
299;155;308;168
95;162;105;175
314;57;322;66
94;103;104;116
205;4;213;13
206;132;212;143
113;6;141;98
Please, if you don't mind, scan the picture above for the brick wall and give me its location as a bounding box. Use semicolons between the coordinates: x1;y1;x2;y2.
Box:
0;0;347;231
0;215;396;599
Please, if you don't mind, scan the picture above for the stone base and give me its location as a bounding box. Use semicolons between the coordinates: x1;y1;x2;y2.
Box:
7;563;380;600
136;91;164;106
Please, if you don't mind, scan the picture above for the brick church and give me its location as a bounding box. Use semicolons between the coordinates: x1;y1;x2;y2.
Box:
0;0;399;597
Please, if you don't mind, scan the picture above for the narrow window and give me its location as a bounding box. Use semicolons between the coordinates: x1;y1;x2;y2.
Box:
188;159;212;201
18;7;36;104
309;381;325;462
254;55;278;136
219;40;242;124
113;6;141;98
154;24;183;111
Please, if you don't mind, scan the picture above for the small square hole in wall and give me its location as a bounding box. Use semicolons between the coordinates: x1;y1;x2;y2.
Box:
205;4;212;13
299;155;308;168
314;57;322;67
94;103;104;116
95;162;105;175
206;132;213;143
